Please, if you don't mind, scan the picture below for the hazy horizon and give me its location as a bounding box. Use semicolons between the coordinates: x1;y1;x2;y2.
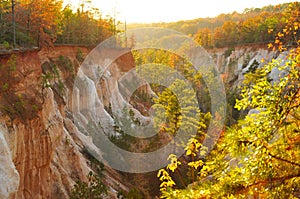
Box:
64;0;294;23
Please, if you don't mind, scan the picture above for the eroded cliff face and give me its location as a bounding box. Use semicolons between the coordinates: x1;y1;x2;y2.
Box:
0;126;19;199
208;45;285;86
0;44;285;199
0;46;135;199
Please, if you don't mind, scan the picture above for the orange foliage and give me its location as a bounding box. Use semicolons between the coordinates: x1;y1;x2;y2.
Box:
16;0;63;47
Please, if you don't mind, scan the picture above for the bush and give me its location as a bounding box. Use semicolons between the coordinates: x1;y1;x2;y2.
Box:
117;188;143;199
76;48;85;63
3;41;9;48
70;171;107;199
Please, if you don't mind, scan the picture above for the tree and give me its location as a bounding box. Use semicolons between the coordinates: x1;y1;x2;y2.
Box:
56;3;114;45
158;40;300;199
153;78;208;141
13;0;63;47
12;0;16;47
0;0;11;44
268;2;300;51
194;28;212;48
157;2;300;198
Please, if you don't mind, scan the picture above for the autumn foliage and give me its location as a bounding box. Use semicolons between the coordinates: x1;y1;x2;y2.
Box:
158;2;300;198
0;0;115;48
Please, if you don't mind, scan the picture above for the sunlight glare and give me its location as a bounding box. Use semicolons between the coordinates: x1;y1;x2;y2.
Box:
63;0;294;23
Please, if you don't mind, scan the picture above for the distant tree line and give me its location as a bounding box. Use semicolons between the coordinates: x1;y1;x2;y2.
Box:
194;11;285;48
0;0;116;48
183;3;295;48
128;3;296;48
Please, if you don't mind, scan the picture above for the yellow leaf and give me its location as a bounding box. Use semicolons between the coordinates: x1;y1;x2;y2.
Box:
186;149;192;156
166;180;175;187
160;182;167;187
278;32;284;37
268;43;273;48
157;169;163;177
294;22;299;30
278;45;286;52
268;29;273;34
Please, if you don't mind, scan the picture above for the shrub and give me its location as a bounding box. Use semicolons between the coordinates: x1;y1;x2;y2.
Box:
70;171;107;199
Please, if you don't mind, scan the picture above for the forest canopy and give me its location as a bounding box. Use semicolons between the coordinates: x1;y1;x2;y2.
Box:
0;1;298;49
0;0;116;48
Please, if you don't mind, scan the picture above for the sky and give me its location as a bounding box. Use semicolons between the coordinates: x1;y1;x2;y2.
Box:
64;0;294;23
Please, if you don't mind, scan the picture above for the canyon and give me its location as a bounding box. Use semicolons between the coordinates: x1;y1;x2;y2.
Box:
0;44;285;198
